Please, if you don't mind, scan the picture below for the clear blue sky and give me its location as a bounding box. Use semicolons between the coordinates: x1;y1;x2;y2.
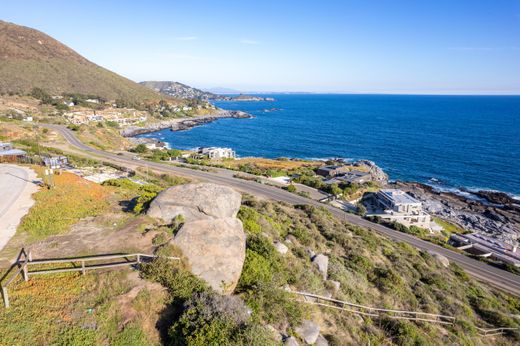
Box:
3;0;520;94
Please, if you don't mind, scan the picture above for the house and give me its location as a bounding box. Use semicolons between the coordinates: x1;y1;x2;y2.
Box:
368;189;431;229
316;165;351;178
336;170;371;184
449;233;520;267
42;155;68;169
197;147;236;160
0;142;27;162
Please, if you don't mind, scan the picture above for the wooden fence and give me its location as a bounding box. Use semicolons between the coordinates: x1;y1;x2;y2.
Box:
0;248;179;308
290;290;519;337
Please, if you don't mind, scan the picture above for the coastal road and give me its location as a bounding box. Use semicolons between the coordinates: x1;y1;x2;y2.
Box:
44;124;520;296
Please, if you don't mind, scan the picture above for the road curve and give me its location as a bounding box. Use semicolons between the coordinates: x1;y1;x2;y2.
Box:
44;124;520;296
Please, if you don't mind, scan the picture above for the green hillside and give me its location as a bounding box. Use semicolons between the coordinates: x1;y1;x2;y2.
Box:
0;20;162;102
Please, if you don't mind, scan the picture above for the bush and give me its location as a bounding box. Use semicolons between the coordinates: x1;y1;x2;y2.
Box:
238;250;273;289
132;144;148;154
111;323;148;346
286;184;297;193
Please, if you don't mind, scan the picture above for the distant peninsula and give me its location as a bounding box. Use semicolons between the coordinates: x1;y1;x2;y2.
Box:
140;81;275;102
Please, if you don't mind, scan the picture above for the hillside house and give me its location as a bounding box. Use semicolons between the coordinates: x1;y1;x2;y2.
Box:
367;189;431;229
0;142;26;163
316;165;351;178
197;147;236;160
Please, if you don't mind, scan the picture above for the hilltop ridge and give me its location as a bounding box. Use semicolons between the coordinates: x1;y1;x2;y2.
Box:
0;20;163;102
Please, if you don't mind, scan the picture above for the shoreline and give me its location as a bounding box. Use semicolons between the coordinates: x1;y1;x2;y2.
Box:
120;109;252;137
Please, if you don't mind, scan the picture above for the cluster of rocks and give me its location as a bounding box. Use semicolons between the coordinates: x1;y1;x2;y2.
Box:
395;181;520;244
282;320;328;345
147;183;245;294
354;160;389;184
120;110;252;137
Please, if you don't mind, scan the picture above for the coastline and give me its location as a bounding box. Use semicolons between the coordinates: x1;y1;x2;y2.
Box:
120;109;252;137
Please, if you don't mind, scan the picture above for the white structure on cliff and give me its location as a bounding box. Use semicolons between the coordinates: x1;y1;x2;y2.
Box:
197;147;236;160
368;189;431;229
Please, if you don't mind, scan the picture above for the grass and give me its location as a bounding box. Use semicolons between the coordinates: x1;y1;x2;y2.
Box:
0;268;158;345
18;168;111;240
433;216;467;234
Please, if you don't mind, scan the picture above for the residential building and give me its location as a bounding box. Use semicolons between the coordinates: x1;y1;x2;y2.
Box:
0;142;27;162
316;165;351;178
42;155;68;169
197;147;236;160
449;233;520;267
368;189;431;229
337;170;371;184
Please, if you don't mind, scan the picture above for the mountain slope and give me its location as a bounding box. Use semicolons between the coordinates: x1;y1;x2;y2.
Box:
0;20;162;102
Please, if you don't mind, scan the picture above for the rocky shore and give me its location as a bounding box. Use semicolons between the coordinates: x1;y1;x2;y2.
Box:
393;181;520;244
120;110;252;137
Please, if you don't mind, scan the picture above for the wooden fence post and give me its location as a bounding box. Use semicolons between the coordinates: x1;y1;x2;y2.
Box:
81;261;85;275
22;262;28;282
136;254;140;264
2;287;9;308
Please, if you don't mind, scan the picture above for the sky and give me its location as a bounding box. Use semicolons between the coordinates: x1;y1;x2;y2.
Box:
2;0;520;94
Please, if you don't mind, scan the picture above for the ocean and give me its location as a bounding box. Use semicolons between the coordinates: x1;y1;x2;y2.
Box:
137;94;520;196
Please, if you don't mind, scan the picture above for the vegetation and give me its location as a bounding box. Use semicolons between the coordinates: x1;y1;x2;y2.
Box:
18;169;110;240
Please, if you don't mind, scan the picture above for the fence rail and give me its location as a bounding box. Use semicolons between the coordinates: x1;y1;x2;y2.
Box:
290;290;519;336
0;248;179;308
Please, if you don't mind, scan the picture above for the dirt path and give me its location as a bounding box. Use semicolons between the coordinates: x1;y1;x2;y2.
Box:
0;164;40;251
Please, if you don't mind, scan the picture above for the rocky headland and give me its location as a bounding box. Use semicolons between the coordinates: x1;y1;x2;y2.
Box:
120;109;252;137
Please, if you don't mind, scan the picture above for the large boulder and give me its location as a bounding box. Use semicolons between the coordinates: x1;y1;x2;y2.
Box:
173;217;246;294
312;254;329;280
147;183;241;223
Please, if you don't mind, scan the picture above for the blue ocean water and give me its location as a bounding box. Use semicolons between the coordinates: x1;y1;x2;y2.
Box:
138;94;520;196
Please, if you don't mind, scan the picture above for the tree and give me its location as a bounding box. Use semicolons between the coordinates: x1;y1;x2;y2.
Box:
356;203;367;216
133;144;148;154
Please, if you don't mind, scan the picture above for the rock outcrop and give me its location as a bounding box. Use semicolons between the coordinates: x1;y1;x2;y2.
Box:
295;320;320;345
148;183;246;294
173;218;246;294
147;183;242;223
274;241;289;255
355;160;388;184
312;254;329;280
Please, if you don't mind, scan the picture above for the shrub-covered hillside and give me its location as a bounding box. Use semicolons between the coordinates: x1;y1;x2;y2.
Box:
138;196;519;345
229;197;520;345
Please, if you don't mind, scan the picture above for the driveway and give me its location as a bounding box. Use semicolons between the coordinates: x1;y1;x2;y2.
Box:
0;164;40;251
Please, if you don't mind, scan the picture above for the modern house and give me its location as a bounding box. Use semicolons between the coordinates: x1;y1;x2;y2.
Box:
197;147;236;160
449;233;520;267
367;189;431;229
42;155;69;169
0;142;27;162
337;170;372;184
316;165;351;178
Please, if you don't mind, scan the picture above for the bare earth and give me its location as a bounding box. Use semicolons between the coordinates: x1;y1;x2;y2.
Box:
0;164;40;251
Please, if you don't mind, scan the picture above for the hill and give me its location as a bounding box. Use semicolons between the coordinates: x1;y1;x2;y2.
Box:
140;80;219;100
0;20;162;102
141;80;274;101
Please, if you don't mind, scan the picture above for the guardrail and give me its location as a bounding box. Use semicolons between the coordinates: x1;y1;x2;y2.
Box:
290;290;519;337
0;248;179;308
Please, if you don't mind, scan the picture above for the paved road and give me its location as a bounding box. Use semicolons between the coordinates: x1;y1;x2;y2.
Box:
45;124;520;296
0;164;39;250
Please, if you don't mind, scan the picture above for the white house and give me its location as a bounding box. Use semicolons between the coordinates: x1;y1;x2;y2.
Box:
369;189;431;229
198;147;236;160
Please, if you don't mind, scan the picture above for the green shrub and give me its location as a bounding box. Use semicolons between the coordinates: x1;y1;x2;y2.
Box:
111;323;148;346
238;250;273;289
286;184;297;193
54;326;97;346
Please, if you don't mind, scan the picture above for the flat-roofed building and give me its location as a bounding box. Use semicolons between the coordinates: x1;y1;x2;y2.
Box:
316;165;351;178
0;142;27;163
198;147;236;160
367;189;431;229
449;233;520;267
